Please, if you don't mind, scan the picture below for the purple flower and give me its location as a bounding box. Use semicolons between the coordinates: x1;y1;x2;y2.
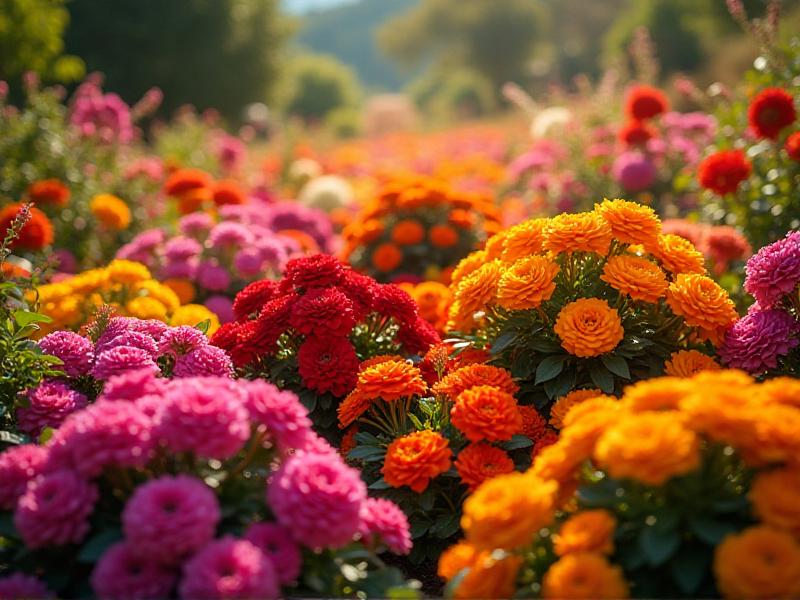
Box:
358;498;412;555
204;295;234;324
0;573;53;599
243;381;312;453
197;262;231;292
208;222;253;249
263;203;334;253
0;445;48;510
17;380;88;436
233;248;264;277
267;451;366;549
243;523;301;585
98;330;159;358
123;475;220;565
92;346;159;381
745;231;800;308
179;212;215;238
719;308;800;374
162;258;199;280
173;345;234;378
102;368;165;401
91;541;177;600
158;325;207;358
163;236;202;261
612;152;656;192
95;317;166;355
157;377;249;459
178;538;279;600
255;238;289;269
14;470;98;548
37;331;94;377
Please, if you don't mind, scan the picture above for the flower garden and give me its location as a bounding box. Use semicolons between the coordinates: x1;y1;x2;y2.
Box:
1;3;800;599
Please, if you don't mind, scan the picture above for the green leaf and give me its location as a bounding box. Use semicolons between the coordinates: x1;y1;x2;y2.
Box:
12;310;51;328
501;435;533;450
490;331;517;355
670;544;710;595
639;525;680;566
600;355;630;379
577;478;621;507
410;519;431;538
194;319;211;334
534;355;567;384
369;478;391;490
408;413;424;430
348;446;386;461
419;487;436;511
529;338;563;353
0;512;17;538
429;513;461;539
38;427;55;444
689;516;738;545
78;529;123;563
588;361;615;393
355;431;380;445
543;368;576;399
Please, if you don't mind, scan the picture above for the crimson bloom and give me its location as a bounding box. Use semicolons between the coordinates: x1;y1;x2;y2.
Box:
698;149;751;195
748;87;796;139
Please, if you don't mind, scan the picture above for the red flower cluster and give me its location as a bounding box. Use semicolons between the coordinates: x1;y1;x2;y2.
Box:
748;87;796;140
698;149;751;195
0;203;54;251
211;255;439;397
786;131;800;161
27;179;71;207
163;168;247;214
624;84;670;121
618;120;656;147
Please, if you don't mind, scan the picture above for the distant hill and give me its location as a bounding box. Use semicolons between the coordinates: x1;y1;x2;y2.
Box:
294;0;418;92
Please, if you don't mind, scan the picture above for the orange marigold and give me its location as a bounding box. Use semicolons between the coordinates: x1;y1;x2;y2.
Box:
27;179;70;207
411;281;452;328
430;224;459;248
622;377;692;413
449;209;476;229
666;274;738;340
554;510;617;556
163;278;196;304
462;472;558;550
651;233;706;275
750;467;800;538
337;391;373;428
438;542;479;581
455;442;515;491
359;354;405;370
484;230;509;260
359;219;385;244
451;385;522;442
434;364;519;399
517;405;547;439
550;389;603;429
664;349;721;377
714;526;800;600
454;552;522;600
356;359;428;402
600;255;667;303
544;212;613;255
761;377;800;409
212;179;247;206
595;198;661;245
450;250;487;287
340;425;359;457
497;255;559;310
392;219;425;245
163;167;213;196
176;187;212;214
372;243;403;272
554;298;624;357
90;194;132;230
501;218;549;262
594;412;701;485
542;553;629;599
453;260;503;315
382;430;452;493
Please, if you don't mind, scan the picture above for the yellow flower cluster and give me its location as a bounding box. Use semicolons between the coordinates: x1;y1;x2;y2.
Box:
34;259;219;335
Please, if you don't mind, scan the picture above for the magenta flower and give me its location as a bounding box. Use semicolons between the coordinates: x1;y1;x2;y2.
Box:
96;331;159;359
163;236;202;261
612;152;657;192
243;522;302;585
197;262;232;292
719;308;799;374
208;222;254;249
179;212;215;238
178;538;279;600
0;573;53;599
102;368;165;402
14;470;97;549
91;346;159;381
0;444;48;510
158;325;207;358
37;331;94;377
204;296;235;324
123;475;220;565
173;345;234;378
744;231;800;308
91;541;177;600
358;498;412;555
244;381;311;453
17;380;88;436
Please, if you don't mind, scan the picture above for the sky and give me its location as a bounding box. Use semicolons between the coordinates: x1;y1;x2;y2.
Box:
282;0;356;14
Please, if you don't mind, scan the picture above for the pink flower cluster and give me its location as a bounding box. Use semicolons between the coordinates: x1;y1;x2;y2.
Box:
69;79;135;144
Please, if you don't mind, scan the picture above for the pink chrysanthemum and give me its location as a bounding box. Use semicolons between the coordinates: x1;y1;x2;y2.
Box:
37;331;94;377
101;368;165;402
178;538;279;600
91;346;159;381
358;498;412;555
17;380;88;436
158;325;207;358
14;470;97;548
122;475;220;565
197;262;231;292
205;296;234;324
0;444;48;510
719;308;800;374
95;317;166;355
243;522;302;585
156;377;249;459
173;345;234;378
0;573;53;599
267;451;366;549
97;331;159;358
244;381;312;452
91;541;177;600
744;230;800;308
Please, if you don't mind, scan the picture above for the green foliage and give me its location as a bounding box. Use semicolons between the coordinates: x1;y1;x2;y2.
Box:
419;68;496;121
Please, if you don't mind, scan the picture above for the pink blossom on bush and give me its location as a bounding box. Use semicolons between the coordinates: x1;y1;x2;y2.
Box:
91;346;159;381
38;331;94;377
158;326;207;358
0;573;53;599
17;380;88;436
243;381;312;452
243;522;302;585
0;445;48;510
91;541;176;600
173;345;234;378
102;368;164;401
358;498;412;555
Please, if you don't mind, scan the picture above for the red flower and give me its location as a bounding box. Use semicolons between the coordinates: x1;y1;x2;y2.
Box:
786;131;800;161
372;284;418;322
289;287;355;336
704;226;751;270
624;85;669;121
250;294;295;356
163;168;213;196
297;336;359;397
233;280;278;320
283;255;344;291
27;179;70;207
338;269;377;319
212;179;247;206
209;321;240;352
618;120;657;146
698;150;751;195
0;203;54;250
748;87;797;139
531;429;558;460
397;318;440;355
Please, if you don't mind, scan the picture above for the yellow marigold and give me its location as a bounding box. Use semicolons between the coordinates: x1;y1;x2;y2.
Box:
126;297;168;321
382;430;452;493
496;255;559;310
651;233;706;275
451;385;522;443
542;553;629;599
446;299;480;333
462;471;558;550
170;304;220;335
714;526;800;600
411;281;451;328
454;260;503;315
742;404;800;467
90;193;132;230
106;260;151;285
451;250;488;288
454;552;522;600
134;280;180;314
666;274;738;342
550;389;603;429
750;467;800;537
678;384;757;448
434;364;519;398
544;212;613;255
66;269;109;294
501;218;549;262
760;377;800;409
484;230;509;260
356;359;427;402
664;349;721;377
595;198;661;245
455;442;515;492
594;412;701;485
622;377;692;412
35;282;73;302
438;542;479;581
554;510;617;557
600;255;667;303
163;278;196;304
554;298;624;357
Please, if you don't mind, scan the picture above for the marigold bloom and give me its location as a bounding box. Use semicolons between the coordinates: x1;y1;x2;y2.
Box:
595;199;661;245
90;194;132;230
337;391;372;429
163;278;196;304
27;179;70;206
438;542;479;581
382;430;452;493
372;243;402;272
430;224;459;248
761;377;800;409
698;150;751;195
554;510;616;556
453;553;522;600
666;273;738;340
786;131;800;161
163;168;213;196
106;259;151;284
462;471;557;550
171;304;220;335
664;349;720;377
484;230;508;260
501;218;548;262
594;412;701;485
450;250;487;287
411;281;451;329
451;385;522;443
517;405;547;439
455;442;515;491
651;233;706;274
126;297;168;321
453;260;503;315
750;467;800;537
434;364;519;399
622;377;692;412
748;87;797;139
550;389;603;429
714;526;800;600
542;553;629;599
600;255;666;304
176;187;212;214
497;255;559;310
544;212;613;255
212;179;247;206
618;120;657;146
554;298;624;357
391;219;425;245
356;359;428;402
0;203;54;250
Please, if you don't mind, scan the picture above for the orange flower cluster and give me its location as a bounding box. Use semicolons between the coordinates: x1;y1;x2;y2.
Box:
163;168;248;214
382;429;452;493
400;281;453;333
